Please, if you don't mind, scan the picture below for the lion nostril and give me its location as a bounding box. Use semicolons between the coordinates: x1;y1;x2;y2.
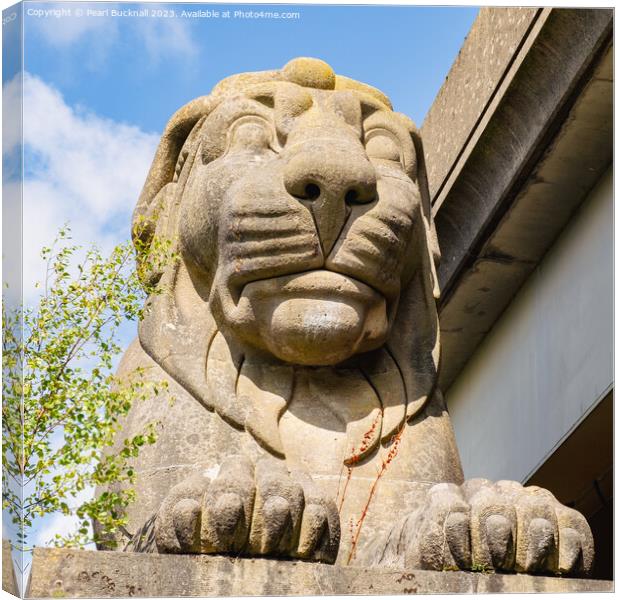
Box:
304;183;321;200
345;189;359;204
345;187;375;205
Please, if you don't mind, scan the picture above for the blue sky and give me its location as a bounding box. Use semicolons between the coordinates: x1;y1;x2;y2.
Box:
23;3;477;131
3;0;478;561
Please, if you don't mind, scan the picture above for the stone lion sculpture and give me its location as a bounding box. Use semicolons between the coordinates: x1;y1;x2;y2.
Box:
108;57;594;577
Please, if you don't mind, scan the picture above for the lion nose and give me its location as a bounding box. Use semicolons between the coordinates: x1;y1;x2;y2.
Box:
283;149;377;255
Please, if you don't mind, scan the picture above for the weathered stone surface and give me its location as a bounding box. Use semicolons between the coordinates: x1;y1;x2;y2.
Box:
421;7;539;200
103;56;595;579
371;480;593;576
109;56;457;566
27;548;613;598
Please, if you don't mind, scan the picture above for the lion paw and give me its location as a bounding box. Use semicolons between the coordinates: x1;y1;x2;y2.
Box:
154;456;340;563
376;479;593;577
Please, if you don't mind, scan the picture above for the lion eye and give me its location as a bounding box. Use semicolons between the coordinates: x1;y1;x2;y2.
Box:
227;117;274;154
365;131;401;163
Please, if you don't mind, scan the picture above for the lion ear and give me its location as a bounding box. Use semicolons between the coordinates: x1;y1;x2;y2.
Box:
132;95;217;284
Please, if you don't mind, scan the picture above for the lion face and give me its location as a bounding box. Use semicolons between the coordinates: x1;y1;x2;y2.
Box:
133;58;441;459
177;79;424;365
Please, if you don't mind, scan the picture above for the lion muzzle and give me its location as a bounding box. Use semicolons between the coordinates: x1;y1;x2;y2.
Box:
232;270;388;365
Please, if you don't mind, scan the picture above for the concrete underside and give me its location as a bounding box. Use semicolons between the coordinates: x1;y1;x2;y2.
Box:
27;549;613;597
423;8;613;391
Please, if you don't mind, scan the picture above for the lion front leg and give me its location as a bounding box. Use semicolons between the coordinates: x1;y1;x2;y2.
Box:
153;455;341;563
372;479;593;577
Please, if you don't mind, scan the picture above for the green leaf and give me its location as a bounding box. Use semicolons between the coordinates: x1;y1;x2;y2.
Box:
3;227;174;551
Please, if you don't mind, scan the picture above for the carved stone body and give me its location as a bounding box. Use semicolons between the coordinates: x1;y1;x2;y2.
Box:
108;58;594;577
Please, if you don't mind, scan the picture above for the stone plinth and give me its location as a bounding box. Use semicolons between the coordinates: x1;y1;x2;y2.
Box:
2;540;19;597
27;549;612;597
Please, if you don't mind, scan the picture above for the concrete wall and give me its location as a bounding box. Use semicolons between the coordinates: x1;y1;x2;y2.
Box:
446;168;612;484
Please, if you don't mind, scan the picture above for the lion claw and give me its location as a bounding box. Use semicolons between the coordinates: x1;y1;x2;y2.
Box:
154;455;340;563
374;479;594;577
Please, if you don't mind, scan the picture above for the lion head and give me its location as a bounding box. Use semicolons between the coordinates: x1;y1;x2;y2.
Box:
133;57;441;467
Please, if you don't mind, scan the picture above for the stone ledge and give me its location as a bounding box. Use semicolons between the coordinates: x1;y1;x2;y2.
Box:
27;548;613;597
421;7;540;200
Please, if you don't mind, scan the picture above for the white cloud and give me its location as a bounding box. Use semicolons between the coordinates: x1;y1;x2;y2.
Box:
2;71;22;153
26;3;198;64
34;512;76;546
3;180;23;307
138;12;199;64
6;72;160;301
25;429;94;549
29;6;119;47
33;487;95;548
